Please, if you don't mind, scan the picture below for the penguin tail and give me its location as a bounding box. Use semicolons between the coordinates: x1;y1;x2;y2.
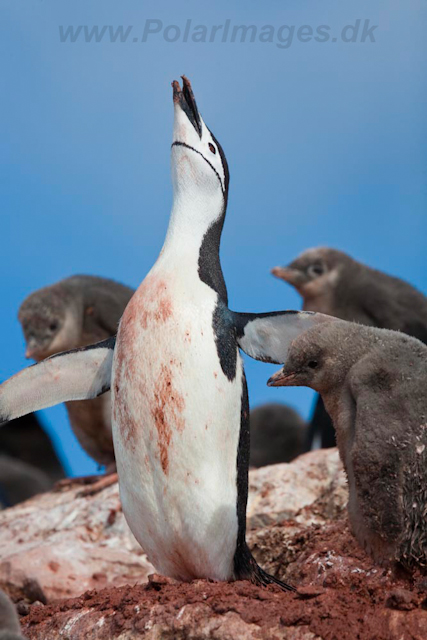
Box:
234;543;296;593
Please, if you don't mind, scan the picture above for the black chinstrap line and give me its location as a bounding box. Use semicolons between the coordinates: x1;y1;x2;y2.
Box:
171;141;225;195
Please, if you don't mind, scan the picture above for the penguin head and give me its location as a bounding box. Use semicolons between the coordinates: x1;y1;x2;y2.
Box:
271;247;348;304
18;286;82;361
171;76;229;205
267;318;357;394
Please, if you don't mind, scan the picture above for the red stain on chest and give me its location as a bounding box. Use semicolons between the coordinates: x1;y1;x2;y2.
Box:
116;295;141;380
112;344;139;449
152;363;185;475
112;295;143;448
138;278;173;330
113;276;186;467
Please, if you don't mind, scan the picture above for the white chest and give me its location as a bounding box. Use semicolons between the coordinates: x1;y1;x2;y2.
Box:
111;262;243;581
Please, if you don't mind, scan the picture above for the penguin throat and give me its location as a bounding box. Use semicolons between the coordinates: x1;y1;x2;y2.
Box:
162;195;228;303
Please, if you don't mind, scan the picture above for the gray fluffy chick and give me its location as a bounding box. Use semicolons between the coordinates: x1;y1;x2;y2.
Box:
249;403;307;467
18;275;134;470
268;318;427;571
0;455;51;507
0;412;64;487
0;589;26;639
272;247;427;343
272;247;427;452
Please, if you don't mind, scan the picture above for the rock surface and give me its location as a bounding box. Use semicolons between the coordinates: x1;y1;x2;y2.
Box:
0;478;154;602
0;449;426;639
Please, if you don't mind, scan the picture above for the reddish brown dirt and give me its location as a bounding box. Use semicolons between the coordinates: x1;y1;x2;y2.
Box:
21;521;427;640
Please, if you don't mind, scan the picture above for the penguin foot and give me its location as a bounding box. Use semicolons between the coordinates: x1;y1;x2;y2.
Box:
234;543;296;592
250;565;296;592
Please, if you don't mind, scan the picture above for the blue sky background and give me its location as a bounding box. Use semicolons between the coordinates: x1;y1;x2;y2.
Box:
1;1;426;476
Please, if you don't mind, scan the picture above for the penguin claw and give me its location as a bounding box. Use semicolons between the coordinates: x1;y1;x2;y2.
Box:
234;544;296;592
251;566;296;593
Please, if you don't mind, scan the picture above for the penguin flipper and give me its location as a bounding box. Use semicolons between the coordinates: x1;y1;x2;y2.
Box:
0;337;115;423
233;310;333;364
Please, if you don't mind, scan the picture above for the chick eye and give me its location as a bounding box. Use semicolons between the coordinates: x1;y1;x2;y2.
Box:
307;264;324;278
208;143;216;154
49;322;58;332
308;360;318;369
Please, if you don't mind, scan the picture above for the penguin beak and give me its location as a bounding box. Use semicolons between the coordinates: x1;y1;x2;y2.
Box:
25;346;40;360
271;266;305;287
25;338;45;361
172;76;202;138
267;369;298;387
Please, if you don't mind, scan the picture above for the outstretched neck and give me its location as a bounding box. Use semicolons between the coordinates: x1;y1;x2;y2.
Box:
161;189;228;303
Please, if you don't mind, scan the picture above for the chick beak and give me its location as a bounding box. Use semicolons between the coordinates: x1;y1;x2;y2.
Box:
25;340;41;360
267;369;298;387
271;266;304;286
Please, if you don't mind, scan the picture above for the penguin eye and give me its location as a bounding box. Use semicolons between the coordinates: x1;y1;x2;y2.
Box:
49;322;58;332
307;264;324;278
208;143;216;155
308;360;318;369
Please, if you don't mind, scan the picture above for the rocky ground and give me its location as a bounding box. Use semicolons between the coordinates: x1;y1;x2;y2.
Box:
1;449;426;639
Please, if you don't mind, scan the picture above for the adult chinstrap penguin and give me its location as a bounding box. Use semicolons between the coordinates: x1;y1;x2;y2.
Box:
0;77;327;591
